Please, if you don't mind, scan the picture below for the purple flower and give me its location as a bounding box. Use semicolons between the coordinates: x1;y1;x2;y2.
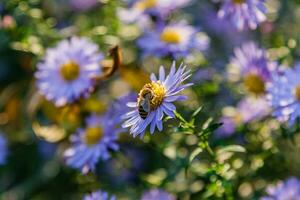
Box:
35;37;103;107
109;92;138;125
137;22;209;58
118;0;192;24
267;64;300;126
229;42;274;95
238;96;270;122
64;112;122;173
0;134;8;165
141;189;175;200
69;0;99;11
218;0;267;31
217;115;239;138
122;62;192;137
217;96;270;138
83;190;116;200
261;177;300;200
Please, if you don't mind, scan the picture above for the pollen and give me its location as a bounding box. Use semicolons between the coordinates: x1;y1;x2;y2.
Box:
60;60;80;81
160;28;182;44
232;0;245;4
135;0;157;10
243;73;265;95
294;85;300;101
138;81;166;110
84;127;103;146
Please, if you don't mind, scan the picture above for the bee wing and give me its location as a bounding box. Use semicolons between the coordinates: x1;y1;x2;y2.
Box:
141;98;151;112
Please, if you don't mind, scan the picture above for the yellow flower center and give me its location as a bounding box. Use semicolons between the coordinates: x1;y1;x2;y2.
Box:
232;0;245;4
233;113;243;124
135;0;157;10
84;127;103;146
294;85;300;101
243;73;265;95
138;81;166;110
160;28;182;44
60;60;80;81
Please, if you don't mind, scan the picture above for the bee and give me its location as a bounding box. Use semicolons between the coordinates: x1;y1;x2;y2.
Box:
138;89;152;119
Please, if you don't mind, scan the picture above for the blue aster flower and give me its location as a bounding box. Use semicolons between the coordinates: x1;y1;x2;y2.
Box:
229;42;274;95
122;62;193;137
64;112;122;173
217;96;270;138
83;190;116;200
35;37;103;107
261;177;300;200
267;64;300;126
137;22;209;58
118;0;192;24
0;134;8;165
141;189;175;200
218;0;267;31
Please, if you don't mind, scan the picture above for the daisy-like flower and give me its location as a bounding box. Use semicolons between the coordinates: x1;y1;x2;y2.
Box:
83;190;116;200
35;37;103;107
122;62;192;137
218;0;267;30
261;177;300;200
64;112;122;173
0;134;8;165
217;96;270;138
141;189;175;200
267;64;300;126
137;23;209;58
118;0;192;24
228;42;274;95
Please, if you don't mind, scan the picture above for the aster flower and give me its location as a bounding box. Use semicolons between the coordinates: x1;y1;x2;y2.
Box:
267;64;300;126
228;42;274;95
122;62;192;137
35;37;103;107
261;177;300;200
217;96;270;138
118;0;192;24
69;0;98;11
141;189;175;200
137;23;209;58
64;112;122;173
109;92;137;124
83;190;116;200
0;134;8;165
218;0;267;30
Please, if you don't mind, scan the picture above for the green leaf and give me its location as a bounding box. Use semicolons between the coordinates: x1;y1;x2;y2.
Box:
189;147;203;163
192;106;203;117
174;111;187;123
217;145;246;155
199;122;223;136
202;117;213;130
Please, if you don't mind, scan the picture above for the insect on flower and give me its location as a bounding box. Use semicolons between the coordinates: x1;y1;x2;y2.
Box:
122;62;193;137
138;88;152;119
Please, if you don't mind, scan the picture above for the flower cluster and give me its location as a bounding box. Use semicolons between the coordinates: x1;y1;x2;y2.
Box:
6;0;300;199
